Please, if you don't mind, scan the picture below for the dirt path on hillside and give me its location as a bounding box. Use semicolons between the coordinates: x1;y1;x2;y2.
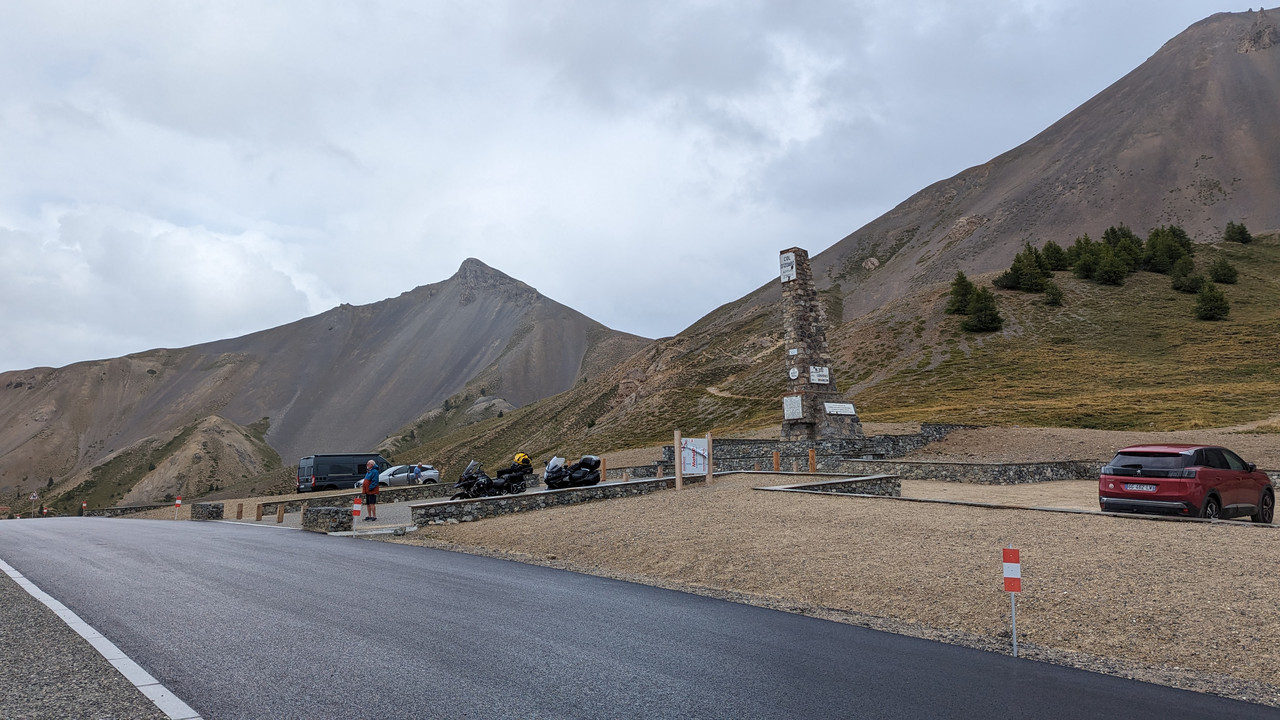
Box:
385;472;1280;708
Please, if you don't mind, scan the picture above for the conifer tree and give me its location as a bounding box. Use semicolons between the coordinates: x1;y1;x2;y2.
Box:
1194;283;1230;321
1208;257;1238;284
962;287;1003;332
1224;221;1253;244
946;271;975;314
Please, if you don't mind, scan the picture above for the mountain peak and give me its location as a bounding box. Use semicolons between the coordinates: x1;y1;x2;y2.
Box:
449;257;537;305
1239;8;1279;53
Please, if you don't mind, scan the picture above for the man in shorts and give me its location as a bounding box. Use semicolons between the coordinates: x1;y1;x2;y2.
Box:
361;459;380;522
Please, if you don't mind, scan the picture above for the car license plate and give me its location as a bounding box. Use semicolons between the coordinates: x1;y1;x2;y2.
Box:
1124;483;1158;492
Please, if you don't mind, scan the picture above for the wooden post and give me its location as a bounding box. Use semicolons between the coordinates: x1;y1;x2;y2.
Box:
791;459;798;472
753;461;759;471
623;469;631;481
600;457;608;484
255;503;263;521
705;432;713;485
772;451;781;472
809;448;817;473
276;505;285;523
657;464;664;478
674;430;683;491
236;503;243;520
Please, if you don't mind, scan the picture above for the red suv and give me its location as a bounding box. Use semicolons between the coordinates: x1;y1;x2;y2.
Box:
1098;444;1274;522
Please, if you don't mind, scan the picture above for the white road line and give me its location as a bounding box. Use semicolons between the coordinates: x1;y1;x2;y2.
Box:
0;556;203;720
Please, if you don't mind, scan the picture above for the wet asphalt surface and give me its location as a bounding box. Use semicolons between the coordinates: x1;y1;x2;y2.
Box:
1;517;1277;720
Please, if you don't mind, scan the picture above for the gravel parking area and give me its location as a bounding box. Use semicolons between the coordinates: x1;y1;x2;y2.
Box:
385;472;1280;708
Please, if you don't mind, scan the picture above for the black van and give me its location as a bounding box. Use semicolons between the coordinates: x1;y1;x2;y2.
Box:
297;454;390;492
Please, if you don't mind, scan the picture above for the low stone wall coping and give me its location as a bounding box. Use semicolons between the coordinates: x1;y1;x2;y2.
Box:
303;506;353;533
190;503;224;521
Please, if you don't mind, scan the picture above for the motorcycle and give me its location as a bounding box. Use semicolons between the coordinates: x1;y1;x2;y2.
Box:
451;460;527;500
543;455;601;489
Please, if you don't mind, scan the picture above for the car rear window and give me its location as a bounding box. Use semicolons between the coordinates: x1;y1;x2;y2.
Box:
1103;452;1190;476
1109;452;1188;468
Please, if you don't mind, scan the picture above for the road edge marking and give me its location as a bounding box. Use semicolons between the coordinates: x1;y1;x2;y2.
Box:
0;556;203;720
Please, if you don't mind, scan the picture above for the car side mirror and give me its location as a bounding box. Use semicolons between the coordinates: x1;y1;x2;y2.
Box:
1248;462;1257;472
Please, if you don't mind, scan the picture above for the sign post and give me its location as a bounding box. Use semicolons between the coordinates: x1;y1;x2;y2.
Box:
1003;547;1022;657
174;495;182;521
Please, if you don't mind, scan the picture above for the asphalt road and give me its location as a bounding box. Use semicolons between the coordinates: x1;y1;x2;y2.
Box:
0;518;1273;720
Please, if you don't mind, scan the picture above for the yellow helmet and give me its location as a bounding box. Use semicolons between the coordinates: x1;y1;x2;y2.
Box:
513;452;530;465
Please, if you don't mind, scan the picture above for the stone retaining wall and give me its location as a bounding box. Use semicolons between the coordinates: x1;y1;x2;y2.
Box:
611;456;1093;486
260;482;456;515
191;503;224;521
411;472;906;526
832;459;1098;485
412;475;716;526
772;474;902;496
84;503;171;518
303;507;353;533
656;423;968;470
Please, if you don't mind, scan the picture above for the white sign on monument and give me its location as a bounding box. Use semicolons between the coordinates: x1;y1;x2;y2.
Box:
780;252;797;283
681;437;709;474
824;402;858;416
783;395;804;420
809;366;830;384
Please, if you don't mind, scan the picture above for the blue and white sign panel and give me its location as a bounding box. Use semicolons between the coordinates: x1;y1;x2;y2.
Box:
681;437;708;474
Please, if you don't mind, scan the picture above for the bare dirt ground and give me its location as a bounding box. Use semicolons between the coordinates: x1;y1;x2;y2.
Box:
378;424;1280;708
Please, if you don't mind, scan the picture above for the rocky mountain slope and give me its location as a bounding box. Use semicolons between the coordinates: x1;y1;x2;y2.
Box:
393;9;1280;473
0;259;649;505
817;8;1280;319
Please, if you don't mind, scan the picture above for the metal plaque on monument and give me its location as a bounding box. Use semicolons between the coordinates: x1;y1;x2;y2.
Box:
778;247;863;441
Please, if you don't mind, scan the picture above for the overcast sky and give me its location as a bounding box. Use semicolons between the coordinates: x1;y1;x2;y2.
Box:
0;1;1244;372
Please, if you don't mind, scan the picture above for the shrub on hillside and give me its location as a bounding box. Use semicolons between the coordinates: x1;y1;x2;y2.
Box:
1194;283;1230;321
1169;255;1195;278
946;271;975;314
1041;240;1069;271
1143;225;1194;273
1042;280;1064;306
1103;225;1144;272
1224;220;1253;244
1094;251;1128;286
962;288;1003;332
993;243;1051;292
1068;234;1102;279
1208;258;1238;284
1171;272;1205;294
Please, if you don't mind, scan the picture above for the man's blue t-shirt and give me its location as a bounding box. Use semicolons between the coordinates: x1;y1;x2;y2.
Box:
364;466;379;491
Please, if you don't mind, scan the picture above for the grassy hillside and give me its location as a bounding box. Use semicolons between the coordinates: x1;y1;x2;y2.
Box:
852;234;1280;429
388;234;1280;475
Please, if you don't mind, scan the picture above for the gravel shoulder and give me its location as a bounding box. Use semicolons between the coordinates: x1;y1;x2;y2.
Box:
384;471;1280;708
0;573;166;720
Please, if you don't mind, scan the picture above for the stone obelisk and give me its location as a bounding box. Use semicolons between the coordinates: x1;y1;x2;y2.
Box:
779;247;863;441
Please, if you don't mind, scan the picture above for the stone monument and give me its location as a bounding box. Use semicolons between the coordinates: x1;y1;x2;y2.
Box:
779;247;863;441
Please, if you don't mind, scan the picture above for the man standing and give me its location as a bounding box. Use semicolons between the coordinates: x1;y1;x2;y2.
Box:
410;463;423;484
361;460;380;522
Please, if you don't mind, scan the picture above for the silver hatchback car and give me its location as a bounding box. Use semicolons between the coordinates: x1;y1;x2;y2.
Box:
374;464;441;487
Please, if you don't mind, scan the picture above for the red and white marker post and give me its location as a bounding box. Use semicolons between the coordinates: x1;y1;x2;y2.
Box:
174;495;182;520
352;496;362;523
1003;547;1022;657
